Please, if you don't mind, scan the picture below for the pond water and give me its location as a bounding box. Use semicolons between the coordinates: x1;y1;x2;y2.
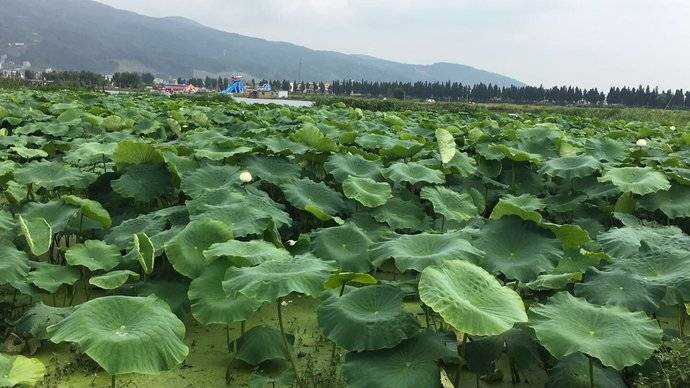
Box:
232;97;314;107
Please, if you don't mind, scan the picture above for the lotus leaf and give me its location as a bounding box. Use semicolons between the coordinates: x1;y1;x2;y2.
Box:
18;215;52;256
204;240;291;267
223;256;337;303
189;260;263;325
318;285;420;351
383;162;445;185
311;223;372;272
61;195;111;228
89;270;140;290
574;267;666;313
420;186;479;224
281;178;346;217
598;167;670;195
165;219;233;279
0;353;45;387
419;260;527;335
371;231;483;272
342;176;392;208
47;295;189;374
232;325;294;365
530;292;662;369
0;240;30;285
539;155;600;180
65;240;121;271
324;153;382;182
28;262;80;293
490;193;545;223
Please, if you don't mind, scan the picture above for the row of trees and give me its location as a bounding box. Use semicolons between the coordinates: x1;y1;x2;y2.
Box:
5;70;690;108
326;80;690;108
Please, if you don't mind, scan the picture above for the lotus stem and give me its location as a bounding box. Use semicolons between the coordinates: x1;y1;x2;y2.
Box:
241;321;245;335
226;324;231;353
330;283;348;364
454;333;468;388
111;374;116;388
588;356;594;388
277;297;300;382
679;304;686;338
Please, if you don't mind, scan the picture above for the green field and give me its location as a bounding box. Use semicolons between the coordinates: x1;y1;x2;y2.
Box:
1;89;689;387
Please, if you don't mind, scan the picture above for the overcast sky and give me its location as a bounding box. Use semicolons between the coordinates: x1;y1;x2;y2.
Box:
95;0;689;90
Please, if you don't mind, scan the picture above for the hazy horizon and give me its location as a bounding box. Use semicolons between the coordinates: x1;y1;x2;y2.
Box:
95;0;690;90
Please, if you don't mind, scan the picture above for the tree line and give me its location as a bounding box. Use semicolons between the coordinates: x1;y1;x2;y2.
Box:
326;80;690;108
4;70;689;108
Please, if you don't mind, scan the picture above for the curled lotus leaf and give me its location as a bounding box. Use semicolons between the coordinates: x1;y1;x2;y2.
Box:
490;194;545;223
342;176;392;208
383;162;445;185
18;215;52;256
61;195;112;228
0;353;46;387
419;260;528;336
89;270;140;290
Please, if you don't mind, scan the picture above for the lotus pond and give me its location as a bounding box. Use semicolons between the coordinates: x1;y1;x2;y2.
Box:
1;90;690;387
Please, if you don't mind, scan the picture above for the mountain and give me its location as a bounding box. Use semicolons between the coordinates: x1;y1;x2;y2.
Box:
0;0;524;86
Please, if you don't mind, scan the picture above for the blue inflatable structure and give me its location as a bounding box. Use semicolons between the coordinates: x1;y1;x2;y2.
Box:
222;75;246;94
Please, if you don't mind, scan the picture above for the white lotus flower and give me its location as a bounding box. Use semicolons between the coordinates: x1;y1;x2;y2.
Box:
280;300;289;307
239;171;253;183
636;139;648;147
670;126;676;130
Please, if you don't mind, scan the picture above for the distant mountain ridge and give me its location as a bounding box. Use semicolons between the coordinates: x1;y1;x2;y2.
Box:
0;0;524;86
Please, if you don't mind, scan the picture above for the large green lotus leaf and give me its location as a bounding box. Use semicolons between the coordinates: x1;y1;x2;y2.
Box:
370;197;431;232
290;123;337;152
14;160;96;190
180;164;240;197
343;331;455;388
435;127;456;164
21;200;79;235
112;164;173;202
261;136;309;155
61;195;111;228
638;184;690;218
189;260;263;325
65;240;121;271
371;232;483;272
47;295;188;375
104;206;188;250
89;270;140;290
281;178;346;216
165;219;233;279
187;187;291;238
440;152;476;177
0;353;46;387
112;140;163;169
18;215;52;256
530;292;662;369
222;256;337;303
232;325;294;365
64;142;116;166
420;186;478;224
473;217;563;282
11;145;48;159
342;176;392;208
583;138;627;163
574;268;666;314
318;285;420;351
490;193;545;223
28;261;80;293
465;324;543;376
161;151;199;183
539;155;600;180
204;240;291;267
597;221;690;260
311;223;372;272
0;240;30;285
546;353;626;388
15;302;75;340
606;245;690;302
324;153;383;182
598;167;670;195
383;162;445;185
242;155;301;185
420;260;527;336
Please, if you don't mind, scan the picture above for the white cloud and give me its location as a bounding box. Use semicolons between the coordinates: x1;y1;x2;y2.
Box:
96;0;690;89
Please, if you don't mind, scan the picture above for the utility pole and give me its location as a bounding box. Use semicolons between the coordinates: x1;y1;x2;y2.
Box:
298;57;302;82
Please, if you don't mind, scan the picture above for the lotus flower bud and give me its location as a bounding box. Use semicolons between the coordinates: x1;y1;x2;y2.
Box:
670;126;676;130
636;139;648;147
239;170;253;183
